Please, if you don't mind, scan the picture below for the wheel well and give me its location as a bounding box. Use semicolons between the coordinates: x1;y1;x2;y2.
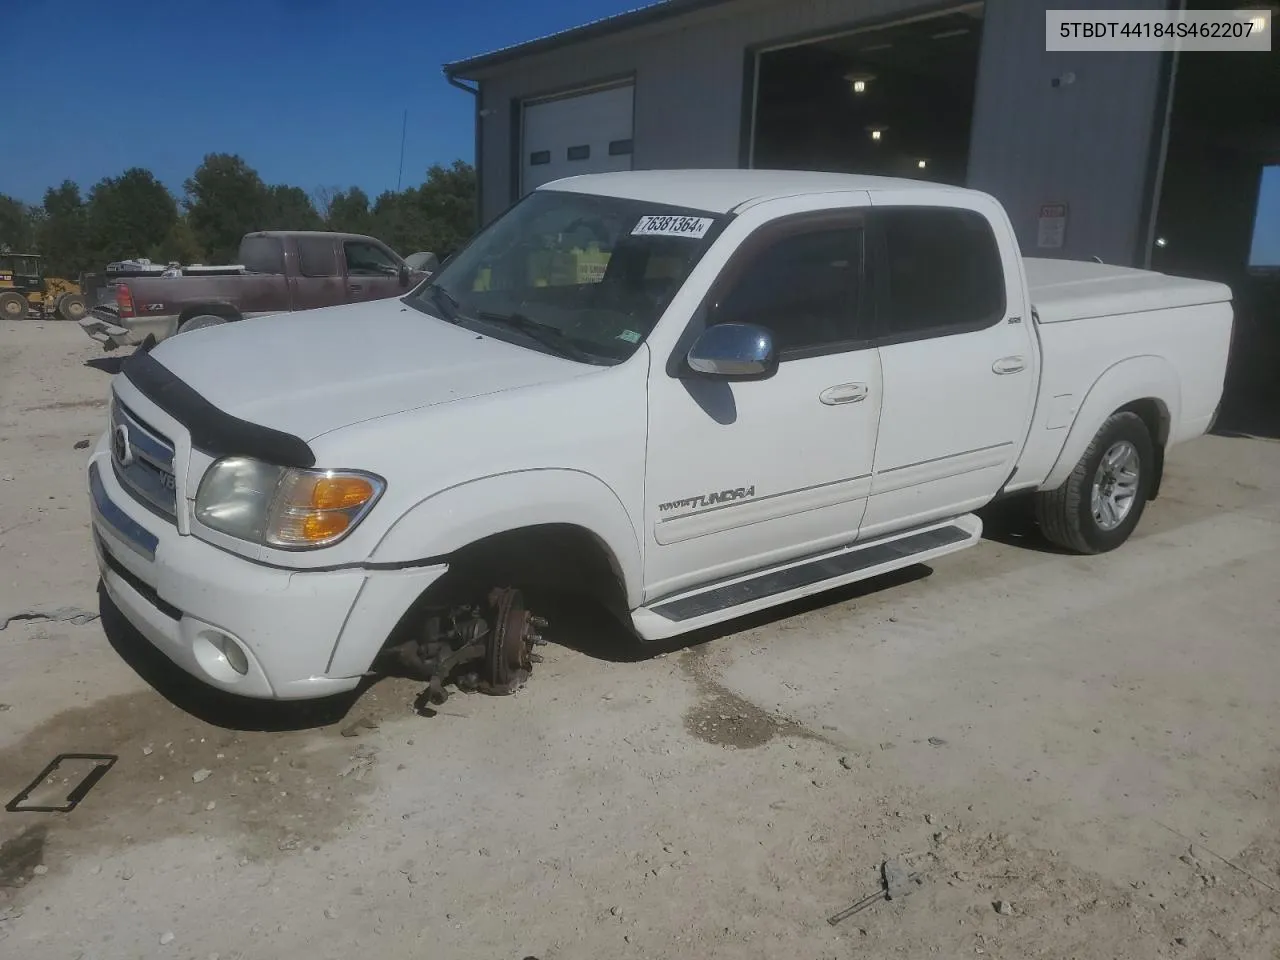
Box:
420;523;631;620
1118;398;1168;500
178;304;241;326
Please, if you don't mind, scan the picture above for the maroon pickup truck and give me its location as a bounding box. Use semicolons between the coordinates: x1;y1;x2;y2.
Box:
79;230;433;350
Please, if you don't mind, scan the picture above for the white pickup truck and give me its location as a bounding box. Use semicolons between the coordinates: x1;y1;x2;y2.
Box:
86;170;1233;702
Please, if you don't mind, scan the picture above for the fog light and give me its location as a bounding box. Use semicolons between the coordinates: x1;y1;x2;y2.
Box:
217;634;249;675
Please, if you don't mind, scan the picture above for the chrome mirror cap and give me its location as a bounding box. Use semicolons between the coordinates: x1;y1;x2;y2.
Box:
686;323;778;380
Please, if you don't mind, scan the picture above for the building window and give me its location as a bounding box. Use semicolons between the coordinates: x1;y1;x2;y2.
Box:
608;139;633;156
529;150;551;166
567;144;590;161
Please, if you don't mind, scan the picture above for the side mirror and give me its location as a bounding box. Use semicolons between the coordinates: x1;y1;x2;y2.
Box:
686;322;778;380
398;264;410;287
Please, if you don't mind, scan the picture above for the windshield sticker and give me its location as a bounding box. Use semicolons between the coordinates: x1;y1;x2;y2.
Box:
616;329;640;343
631;215;715;239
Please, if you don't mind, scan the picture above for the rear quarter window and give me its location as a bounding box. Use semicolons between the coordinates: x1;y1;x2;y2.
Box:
877;207;1006;340
238;236;285;275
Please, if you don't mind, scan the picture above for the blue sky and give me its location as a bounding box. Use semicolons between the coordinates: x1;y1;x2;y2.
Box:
3;0;644;204
1248;166;1280;269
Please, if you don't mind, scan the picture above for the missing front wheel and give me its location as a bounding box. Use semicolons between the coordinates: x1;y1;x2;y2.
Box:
391;587;547;704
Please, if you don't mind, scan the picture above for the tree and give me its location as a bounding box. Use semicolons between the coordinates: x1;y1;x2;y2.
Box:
369;162;477;257
0;194;35;253
263;184;322;231
85;168;178;265
184;153;269;263
37;180;89;277
325;187;374;237
415;160;477;253
310;185;341;221
148;216;205;265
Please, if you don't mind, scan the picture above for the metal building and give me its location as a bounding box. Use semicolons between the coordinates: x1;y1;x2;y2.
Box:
444;0;1174;267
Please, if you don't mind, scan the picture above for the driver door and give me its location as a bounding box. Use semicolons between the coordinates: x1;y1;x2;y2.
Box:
343;239;405;303
642;210;883;600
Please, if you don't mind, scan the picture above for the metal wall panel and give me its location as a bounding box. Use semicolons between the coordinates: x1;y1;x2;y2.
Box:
967;0;1167;264
471;0;1166;266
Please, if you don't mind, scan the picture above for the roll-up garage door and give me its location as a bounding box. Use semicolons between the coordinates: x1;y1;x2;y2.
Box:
521;83;635;195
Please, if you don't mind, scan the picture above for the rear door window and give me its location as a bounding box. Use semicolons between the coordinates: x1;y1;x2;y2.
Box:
297;237;339;277
874;207;1006;341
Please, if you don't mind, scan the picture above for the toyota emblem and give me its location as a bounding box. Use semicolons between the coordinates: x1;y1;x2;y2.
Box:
112;423;134;466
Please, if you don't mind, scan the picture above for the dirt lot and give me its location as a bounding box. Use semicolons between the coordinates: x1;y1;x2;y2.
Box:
1;319;1278;960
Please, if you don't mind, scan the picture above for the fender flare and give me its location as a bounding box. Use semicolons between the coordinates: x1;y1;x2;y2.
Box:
1041;354;1180;492
369;468;644;608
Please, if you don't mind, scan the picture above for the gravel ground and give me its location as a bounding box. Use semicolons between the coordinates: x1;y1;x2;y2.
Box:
1;319;1278;960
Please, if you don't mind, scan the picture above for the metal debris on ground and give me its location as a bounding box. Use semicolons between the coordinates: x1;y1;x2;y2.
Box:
338;745;379;781
827;858;923;926
391;587;547;705
0;606;100;630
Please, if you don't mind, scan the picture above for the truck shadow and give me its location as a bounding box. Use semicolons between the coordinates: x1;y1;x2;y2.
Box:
976;495;1075;555
96;583;368;733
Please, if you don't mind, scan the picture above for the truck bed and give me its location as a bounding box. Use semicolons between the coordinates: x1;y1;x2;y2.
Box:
1024;257;1232;324
1011;257;1235;491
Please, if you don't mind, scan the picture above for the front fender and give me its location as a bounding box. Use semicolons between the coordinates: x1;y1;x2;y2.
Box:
369;468;644;608
1041;354;1179;491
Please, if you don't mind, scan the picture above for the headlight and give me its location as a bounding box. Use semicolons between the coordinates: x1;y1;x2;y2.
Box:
194;457;385;549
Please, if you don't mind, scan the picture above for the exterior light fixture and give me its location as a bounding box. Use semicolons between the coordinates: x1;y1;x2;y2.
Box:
1155;237;1168;248
867;125;886;141
917;159;928;169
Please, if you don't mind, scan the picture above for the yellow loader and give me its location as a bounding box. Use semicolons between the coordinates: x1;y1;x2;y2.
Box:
0;253;88;322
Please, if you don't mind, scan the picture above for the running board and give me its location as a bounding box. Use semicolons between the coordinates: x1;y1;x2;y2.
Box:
632;515;983;641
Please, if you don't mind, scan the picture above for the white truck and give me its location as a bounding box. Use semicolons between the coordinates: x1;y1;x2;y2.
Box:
86;170;1233;702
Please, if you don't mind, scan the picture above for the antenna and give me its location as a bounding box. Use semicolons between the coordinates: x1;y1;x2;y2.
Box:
396;108;408;191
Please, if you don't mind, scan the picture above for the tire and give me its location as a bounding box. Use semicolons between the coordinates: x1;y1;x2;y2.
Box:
57;293;87;322
1035;411;1155;554
179;313;229;333
0;291;28;321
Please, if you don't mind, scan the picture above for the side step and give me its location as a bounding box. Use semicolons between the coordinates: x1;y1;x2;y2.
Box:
632;515;983;641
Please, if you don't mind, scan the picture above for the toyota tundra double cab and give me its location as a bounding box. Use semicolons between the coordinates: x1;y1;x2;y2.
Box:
86;170;1233;701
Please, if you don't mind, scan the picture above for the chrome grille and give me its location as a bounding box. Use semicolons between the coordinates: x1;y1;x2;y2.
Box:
110;399;177;521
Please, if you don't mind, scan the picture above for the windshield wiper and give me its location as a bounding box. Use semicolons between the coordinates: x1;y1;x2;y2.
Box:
474;310;599;363
423;282;461;323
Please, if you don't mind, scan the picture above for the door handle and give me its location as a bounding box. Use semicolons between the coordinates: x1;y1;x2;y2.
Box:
349;283;364;293
819;382;869;405
992;356;1026;375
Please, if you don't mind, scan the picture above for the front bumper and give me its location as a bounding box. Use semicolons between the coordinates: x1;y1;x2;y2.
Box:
87;440;446;700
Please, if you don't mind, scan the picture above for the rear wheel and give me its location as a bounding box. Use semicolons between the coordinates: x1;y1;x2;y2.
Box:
179;313;228;333
1035;411;1155;554
0;291;27;321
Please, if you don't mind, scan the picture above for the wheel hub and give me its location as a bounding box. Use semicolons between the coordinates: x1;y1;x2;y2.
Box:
1090;440;1140;531
394;587;547;705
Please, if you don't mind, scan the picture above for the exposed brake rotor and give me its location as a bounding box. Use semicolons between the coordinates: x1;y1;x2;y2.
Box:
396;586;547;705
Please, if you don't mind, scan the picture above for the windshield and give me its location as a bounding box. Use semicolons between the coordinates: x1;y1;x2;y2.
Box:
405;189;724;364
